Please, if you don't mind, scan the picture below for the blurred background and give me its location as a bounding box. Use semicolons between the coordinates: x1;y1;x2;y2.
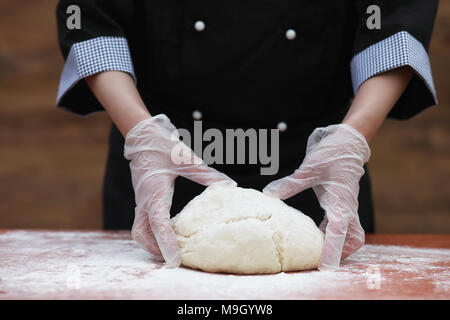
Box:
0;1;449;233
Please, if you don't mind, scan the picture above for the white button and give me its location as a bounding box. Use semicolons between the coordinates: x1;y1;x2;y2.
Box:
285;29;296;40
277;121;287;132
192;110;202;120
194;20;205;32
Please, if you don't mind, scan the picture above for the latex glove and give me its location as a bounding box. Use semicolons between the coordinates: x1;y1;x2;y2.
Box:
263;124;370;270
124;114;236;267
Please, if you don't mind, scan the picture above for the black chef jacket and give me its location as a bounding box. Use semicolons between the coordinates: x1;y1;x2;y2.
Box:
56;0;438;232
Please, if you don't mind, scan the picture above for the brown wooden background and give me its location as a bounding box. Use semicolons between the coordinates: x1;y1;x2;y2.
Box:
0;1;449;233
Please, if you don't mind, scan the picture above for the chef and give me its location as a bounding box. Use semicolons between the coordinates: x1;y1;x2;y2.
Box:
56;0;438;269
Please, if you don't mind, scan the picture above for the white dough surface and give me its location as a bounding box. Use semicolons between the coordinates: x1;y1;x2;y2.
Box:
171;183;324;274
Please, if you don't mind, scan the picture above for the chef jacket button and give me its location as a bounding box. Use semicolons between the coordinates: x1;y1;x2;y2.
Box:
194;20;205;32
285;29;296;40
192;110;202;120
277;121;287;132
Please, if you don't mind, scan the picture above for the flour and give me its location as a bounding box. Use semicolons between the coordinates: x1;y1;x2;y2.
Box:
0;230;449;299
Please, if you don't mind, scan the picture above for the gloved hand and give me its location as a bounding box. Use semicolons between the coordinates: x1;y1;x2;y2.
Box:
124;114;236;267
263;123;371;270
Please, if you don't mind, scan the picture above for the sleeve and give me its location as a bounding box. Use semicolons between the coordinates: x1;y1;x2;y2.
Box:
351;0;439;120
56;0;136;115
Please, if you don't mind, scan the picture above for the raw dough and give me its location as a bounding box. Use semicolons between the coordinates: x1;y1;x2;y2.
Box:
171;182;324;274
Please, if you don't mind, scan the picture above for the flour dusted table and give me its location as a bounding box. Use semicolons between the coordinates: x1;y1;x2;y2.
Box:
0;230;448;299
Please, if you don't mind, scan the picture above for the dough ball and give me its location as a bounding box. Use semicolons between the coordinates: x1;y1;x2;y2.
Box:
171;183;324;274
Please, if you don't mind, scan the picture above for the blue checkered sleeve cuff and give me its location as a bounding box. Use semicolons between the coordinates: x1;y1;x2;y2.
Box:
57;36;136;107
351;31;437;104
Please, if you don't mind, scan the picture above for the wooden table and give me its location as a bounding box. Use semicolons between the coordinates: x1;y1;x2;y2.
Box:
0;230;448;299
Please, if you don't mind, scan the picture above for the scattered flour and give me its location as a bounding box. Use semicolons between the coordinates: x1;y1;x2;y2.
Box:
0;230;448;299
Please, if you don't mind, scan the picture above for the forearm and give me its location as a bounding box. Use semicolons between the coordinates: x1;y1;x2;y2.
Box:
85;71;151;137
343;66;414;143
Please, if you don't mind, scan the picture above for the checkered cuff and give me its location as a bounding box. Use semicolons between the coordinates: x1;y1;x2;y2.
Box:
351;31;437;104
57;36;136;106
